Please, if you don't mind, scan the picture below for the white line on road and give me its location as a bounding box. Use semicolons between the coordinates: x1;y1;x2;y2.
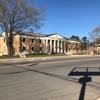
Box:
0;57;100;69
27;60;34;61
42;58;46;60
9;60;19;62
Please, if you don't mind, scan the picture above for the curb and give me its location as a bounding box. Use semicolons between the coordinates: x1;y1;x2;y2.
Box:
0;55;100;62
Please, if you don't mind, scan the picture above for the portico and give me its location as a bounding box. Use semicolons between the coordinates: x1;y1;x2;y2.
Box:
42;34;67;54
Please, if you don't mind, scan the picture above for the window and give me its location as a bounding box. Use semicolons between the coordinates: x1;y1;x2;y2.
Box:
32;47;34;51
23;46;25;51
40;47;42;51
32;39;34;43
76;43;78;46
23;38;25;42
69;42;70;45
39;39;41;43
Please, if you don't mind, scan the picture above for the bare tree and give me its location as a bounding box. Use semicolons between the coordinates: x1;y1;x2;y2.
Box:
89;26;100;43
0;0;45;56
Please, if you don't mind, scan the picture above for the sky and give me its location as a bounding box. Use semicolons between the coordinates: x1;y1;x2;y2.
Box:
28;0;100;39
1;0;100;39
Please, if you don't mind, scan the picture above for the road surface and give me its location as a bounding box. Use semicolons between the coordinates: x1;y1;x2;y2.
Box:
0;56;100;100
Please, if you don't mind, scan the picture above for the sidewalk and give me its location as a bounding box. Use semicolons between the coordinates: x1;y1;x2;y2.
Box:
0;54;99;62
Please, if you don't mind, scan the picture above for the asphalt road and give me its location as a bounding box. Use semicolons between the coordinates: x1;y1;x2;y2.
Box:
0;56;100;100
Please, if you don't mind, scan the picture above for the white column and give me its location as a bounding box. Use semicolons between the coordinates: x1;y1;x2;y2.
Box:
61;41;62;53
45;39;48;53
55;40;57;53
50;40;52;53
57;40;59;53
54;40;56;53
64;41;66;53
66;42;68;52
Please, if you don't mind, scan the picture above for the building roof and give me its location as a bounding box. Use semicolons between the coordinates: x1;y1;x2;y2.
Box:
63;37;69;39
1;31;81;43
46;33;64;37
16;32;81;42
14;31;46;37
95;44;100;47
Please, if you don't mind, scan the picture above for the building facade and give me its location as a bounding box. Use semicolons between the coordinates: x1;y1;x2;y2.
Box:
0;32;81;55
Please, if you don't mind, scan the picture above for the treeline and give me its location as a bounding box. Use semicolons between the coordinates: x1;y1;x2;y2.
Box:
70;35;89;51
70;30;100;51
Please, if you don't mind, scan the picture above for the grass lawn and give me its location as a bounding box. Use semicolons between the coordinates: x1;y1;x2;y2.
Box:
0;54;69;59
26;54;68;58
0;55;20;59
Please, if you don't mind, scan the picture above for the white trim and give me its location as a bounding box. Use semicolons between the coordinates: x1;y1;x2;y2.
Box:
40;37;66;41
68;40;76;42
14;34;40;39
76;41;81;43
0;37;4;39
68;40;81;43
2;52;8;55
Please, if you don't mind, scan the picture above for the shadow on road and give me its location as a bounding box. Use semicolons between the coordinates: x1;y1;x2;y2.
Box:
68;67;100;100
1;63;100;99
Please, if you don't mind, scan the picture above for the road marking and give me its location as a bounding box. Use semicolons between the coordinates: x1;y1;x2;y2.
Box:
27;60;34;61
47;58;51;59
0;59;75;69
39;59;80;64
9;60;18;62
7;59;28;62
0;57;100;69
42;58;46;60
0;66;14;69
38;58;100;65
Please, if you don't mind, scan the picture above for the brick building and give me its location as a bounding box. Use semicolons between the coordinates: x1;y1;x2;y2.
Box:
0;32;81;55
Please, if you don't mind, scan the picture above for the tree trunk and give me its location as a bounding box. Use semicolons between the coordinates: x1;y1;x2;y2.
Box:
6;36;13;56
